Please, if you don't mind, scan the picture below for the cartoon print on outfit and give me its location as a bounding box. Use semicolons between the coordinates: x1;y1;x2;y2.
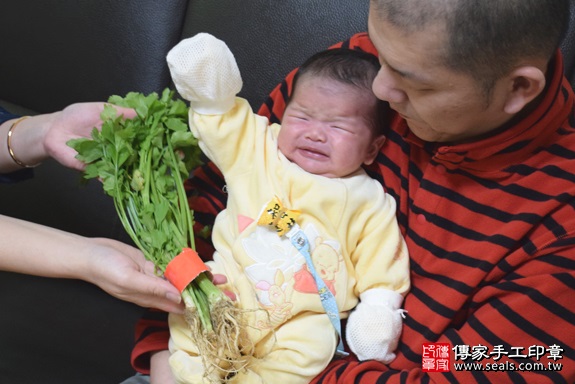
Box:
241;198;344;330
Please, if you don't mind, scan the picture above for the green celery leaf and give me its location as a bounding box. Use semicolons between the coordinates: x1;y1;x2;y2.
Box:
171;130;195;147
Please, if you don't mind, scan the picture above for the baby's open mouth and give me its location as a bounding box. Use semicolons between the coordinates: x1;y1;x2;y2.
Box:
298;146;328;159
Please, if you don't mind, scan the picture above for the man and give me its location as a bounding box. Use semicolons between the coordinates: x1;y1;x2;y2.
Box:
301;1;575;382
131;0;575;382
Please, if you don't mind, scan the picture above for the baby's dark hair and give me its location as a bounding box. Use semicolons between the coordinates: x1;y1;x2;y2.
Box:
289;48;388;136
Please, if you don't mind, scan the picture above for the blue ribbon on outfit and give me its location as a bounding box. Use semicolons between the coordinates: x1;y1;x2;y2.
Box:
288;229;348;357
257;197;348;356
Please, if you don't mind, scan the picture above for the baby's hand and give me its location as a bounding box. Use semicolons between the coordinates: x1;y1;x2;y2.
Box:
346;288;406;363
166;33;242;115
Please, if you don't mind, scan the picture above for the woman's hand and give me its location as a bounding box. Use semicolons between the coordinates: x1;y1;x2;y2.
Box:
44;102;137;170
86;237;184;314
0;214;183;313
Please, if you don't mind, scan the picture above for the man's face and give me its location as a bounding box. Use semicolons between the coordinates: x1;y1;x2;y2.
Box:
368;9;513;143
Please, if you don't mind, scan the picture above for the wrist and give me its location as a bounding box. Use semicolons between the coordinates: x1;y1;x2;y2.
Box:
72;237;109;285
2;114;52;170
36;112;59;160
7;117;41;168
191;96;237;115
359;288;403;308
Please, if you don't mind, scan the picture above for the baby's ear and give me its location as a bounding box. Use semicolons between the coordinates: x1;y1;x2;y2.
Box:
364;135;386;165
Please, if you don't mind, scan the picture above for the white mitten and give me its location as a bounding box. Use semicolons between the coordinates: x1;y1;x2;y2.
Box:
346;288;406;363
166;32;243;114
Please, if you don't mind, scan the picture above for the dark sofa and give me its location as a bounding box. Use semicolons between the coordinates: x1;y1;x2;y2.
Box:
0;1;574;383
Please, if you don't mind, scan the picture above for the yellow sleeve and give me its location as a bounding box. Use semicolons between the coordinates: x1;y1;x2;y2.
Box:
347;183;410;297
188;97;272;176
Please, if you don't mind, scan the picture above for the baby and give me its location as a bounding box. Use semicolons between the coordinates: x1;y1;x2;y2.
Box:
163;33;410;383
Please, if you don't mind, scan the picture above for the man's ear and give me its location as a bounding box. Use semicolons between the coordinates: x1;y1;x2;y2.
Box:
503;66;546;114
364;135;386;165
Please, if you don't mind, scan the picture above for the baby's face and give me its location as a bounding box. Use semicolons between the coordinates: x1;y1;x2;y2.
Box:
278;76;384;178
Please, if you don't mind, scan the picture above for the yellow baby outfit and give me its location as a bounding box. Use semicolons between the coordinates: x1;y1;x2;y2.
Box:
166;33;410;384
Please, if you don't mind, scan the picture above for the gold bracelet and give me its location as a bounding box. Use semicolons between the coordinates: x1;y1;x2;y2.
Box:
6;116;41;168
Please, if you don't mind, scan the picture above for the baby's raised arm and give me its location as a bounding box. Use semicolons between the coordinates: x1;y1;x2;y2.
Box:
167;33;243;115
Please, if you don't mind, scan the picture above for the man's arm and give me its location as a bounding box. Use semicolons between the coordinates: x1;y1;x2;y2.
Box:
311;245;575;383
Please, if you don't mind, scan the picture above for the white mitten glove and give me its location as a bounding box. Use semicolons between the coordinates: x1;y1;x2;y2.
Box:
166;32;243;114
346;288;406;364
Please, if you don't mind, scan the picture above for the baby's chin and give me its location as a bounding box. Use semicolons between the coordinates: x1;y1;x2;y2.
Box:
294;161;338;178
284;152;338;178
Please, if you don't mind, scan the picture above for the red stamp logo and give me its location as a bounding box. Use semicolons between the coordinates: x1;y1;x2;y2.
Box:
422;343;451;372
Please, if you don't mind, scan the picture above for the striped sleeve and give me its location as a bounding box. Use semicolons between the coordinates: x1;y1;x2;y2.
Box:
130;309;170;374
185;158;227;260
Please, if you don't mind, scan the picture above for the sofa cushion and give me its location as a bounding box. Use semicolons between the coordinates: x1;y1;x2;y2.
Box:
0;0;187;113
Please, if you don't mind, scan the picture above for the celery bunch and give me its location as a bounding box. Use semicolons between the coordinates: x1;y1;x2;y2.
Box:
68;89;248;378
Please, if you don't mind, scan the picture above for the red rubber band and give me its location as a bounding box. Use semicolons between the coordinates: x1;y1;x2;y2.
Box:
164;248;208;292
